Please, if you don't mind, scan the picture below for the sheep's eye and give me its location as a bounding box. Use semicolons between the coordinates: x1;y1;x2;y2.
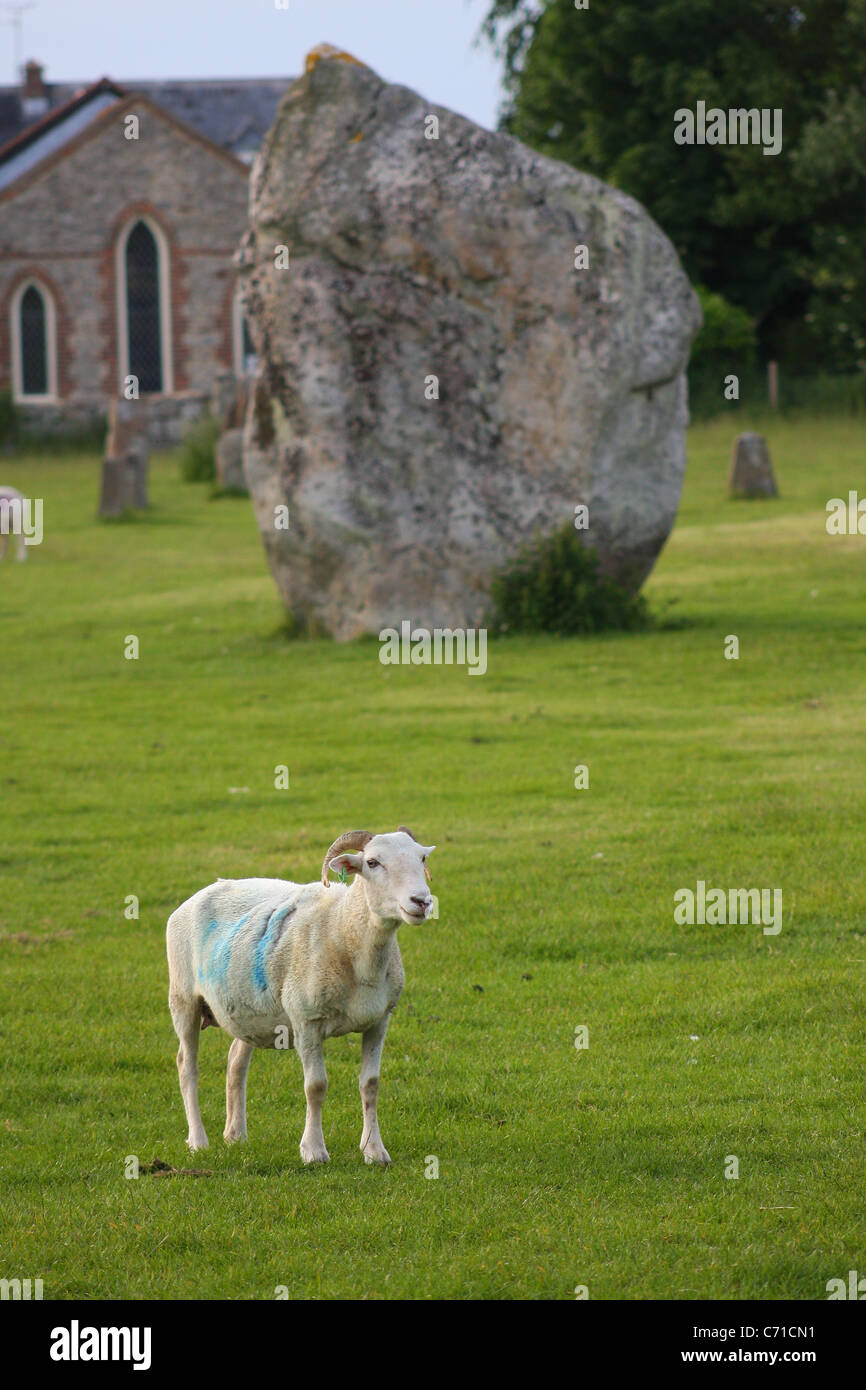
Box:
366;859;381;869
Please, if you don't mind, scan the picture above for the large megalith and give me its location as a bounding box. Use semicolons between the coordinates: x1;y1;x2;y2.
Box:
238;47;701;639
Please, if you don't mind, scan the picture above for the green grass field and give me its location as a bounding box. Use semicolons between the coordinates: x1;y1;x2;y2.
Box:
1;414;863;1300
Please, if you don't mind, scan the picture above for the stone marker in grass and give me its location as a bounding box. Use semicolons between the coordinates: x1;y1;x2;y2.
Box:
98;456;127;517
99;398;150;516
729;432;778;498
215;428;247;493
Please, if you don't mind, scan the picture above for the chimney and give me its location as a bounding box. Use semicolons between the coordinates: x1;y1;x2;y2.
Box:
21;60;49;119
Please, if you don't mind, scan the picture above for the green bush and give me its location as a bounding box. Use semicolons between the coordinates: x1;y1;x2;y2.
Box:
692;286;758;364
487;522;649;635
688;286;866;418
178;414;220;483
688;287;759;418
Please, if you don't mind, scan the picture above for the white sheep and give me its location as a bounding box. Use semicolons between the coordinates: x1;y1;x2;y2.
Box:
166;827;435;1164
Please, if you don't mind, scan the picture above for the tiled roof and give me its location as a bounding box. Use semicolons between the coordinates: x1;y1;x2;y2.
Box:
0;75;291;161
124;79;290;158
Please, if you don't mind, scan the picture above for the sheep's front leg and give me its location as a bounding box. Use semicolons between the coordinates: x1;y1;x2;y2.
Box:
359;1014;392;1166
224;1038;253;1143
296;1028;329;1164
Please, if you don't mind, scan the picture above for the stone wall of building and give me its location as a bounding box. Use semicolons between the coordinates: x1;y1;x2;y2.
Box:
16;390;210;448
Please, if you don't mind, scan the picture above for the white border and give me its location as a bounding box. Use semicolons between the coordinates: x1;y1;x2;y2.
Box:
10;278;58;403
115;215;174;395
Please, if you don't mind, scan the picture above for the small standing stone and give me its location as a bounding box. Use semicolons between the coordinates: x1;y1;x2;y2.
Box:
102;397;150;514
106;396;149;458
211;372;246;431
125;439;150;509
99;457;128;516
215;428;247;492
729;433;778;498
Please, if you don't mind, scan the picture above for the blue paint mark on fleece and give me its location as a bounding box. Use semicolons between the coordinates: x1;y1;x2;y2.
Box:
252;902;295;993
197;919;222;984
204;914;250;988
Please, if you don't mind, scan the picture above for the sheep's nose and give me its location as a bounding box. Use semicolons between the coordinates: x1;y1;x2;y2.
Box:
410;894;430;910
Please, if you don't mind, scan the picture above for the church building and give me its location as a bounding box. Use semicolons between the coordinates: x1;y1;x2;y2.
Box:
0;61;289;438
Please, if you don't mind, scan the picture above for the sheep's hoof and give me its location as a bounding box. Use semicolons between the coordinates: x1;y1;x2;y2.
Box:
187;1132;209;1152
300;1141;330;1164
363;1145;392;1166
223;1128;247;1145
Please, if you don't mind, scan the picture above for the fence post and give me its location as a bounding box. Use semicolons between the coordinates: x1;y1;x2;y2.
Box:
768;360;779;410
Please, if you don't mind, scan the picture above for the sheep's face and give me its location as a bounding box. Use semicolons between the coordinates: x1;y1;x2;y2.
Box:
331;831;435;925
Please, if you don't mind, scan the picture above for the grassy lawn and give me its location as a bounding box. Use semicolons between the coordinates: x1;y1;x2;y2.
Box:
0;413;863;1300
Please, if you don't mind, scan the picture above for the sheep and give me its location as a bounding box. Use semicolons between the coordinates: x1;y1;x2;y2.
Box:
0;487;27;561
166;827;435;1165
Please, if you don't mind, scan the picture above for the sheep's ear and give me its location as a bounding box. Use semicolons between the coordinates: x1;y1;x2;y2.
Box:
328;852;365;879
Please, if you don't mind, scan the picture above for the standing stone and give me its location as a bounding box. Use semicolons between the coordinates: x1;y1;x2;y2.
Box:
106;396;149;458
238;48;702;639
104;397;150;511
211;372;246;431
125;439;150;509
215;428;248;492
99;457;128;517
728;433;778;498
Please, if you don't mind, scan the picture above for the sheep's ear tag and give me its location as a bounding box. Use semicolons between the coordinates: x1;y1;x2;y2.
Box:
337;866;349;884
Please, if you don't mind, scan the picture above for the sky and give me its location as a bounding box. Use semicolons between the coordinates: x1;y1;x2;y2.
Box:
0;0;508;130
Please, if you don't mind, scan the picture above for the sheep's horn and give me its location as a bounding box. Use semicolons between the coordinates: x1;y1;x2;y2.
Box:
321;830;373;886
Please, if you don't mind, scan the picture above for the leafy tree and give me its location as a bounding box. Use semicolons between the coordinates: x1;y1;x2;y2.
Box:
481;0;866;370
793;84;866;369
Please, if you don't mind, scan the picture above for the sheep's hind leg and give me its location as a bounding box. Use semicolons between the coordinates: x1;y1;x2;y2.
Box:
224;1038;253;1143
359;1013;392;1166
170;996;209;1151
296;1028;329;1164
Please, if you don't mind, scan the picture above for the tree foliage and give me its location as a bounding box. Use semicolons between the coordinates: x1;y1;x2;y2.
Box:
481;0;866;371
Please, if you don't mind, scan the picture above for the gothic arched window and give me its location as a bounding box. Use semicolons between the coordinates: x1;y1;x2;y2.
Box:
124;220;164;393
20;285;48;395
10;279;57;401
